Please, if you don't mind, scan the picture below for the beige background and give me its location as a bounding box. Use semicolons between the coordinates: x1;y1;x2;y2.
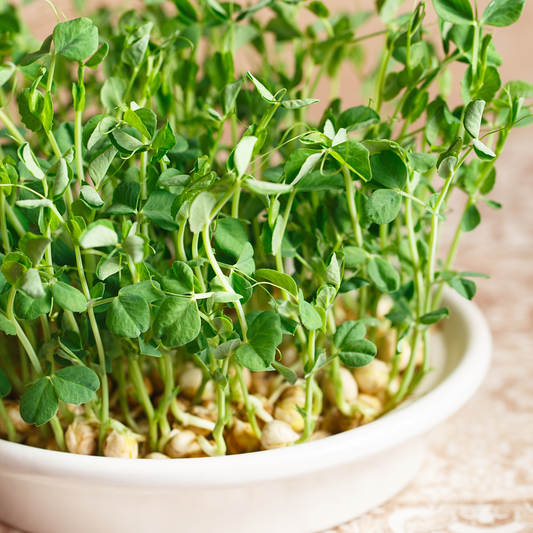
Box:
3;1;533;531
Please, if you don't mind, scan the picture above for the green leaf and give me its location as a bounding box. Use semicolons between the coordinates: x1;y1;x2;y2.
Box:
235;310;282;371
247;71;276;102
482;0;525;26
333;318;365;346
139;337;162;358
20;35;52;66
272;361;298;385
407;152;437;173
157;169;190;189
419;307;450;325
142;189;179;231
464;99;485;139
175;0;198;21
122;235;145;264
97;257;124;280
234;136;258;177
53;18;99;61
80;220;118;249
119;281;162;303
337;106;380;131
19;233;51;265
100;78;126;110
243;177;293;195
291;152;323;186
153;296;201;347
52;158;70;198
235;242;256;277
338;339;377;367
18;89;43;132
108;181;140;215
162;261;194;294
124;107;157;139
214;218;249;257
473;139;496;161
0;314;16;336
189;192;216;233
432;0;474;25
255;269;298;298
437;156;457;179
298;289;322;331
222;80;244;116
0;63;15;87
110;129;146;154
85;42;109;68
52;281;87;313
331;141;372;181
449;277;477;299
20;143;45;180
325;253;341;287
21;268;45;300
20;377;59;427
14;286;52;320
367;257;400;293
80;185;104;209
344;246;368;266
122;34;150;67
280;98;319;109
106;293;151;338
0;369;11;397
51;366;100;404
365;189;402;225
369;150;407;190
461;204;481;231
88;146;117;188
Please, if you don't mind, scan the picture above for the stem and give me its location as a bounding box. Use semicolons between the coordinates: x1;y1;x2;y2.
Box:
297;329;315;443
0;399;17;442
50;415;66;452
234;361;261;438
375;45;392;114
0;192;10;253
128;356;157;451
74;109;84;185
115;359;140;432
0;109;25;144
202;225;248;341
6;287;42;376
74;246;109;443
176;222;188;262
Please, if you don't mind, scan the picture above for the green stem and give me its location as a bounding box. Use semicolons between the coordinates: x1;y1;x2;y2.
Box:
115;359;140;432
297;329;315;443
6;287;42;376
0;192;10;253
50;415;66;452
0;109;25;144
0;398;17;442
202;225;248;341
128;356;157;451
74;246;109;443
234;361;261;438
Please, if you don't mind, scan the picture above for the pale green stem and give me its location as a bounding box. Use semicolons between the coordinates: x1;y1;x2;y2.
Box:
0;399;17;442
297;329;316;443
49;415;66;452
7;287;42;375
234;361;261;438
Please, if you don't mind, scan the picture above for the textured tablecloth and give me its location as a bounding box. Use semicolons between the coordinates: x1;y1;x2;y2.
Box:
2;123;532;533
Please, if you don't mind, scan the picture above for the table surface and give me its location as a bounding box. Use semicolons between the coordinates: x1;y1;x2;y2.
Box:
1;130;532;533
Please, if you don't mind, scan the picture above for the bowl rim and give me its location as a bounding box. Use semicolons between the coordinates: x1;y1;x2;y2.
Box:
0;289;492;489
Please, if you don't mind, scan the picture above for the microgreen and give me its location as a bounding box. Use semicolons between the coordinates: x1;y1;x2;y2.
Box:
0;0;528;456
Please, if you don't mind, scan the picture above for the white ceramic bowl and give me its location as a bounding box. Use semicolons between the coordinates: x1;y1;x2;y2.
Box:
0;290;491;533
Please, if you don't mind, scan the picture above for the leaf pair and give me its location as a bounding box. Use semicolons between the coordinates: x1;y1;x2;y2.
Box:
20;366;100;427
